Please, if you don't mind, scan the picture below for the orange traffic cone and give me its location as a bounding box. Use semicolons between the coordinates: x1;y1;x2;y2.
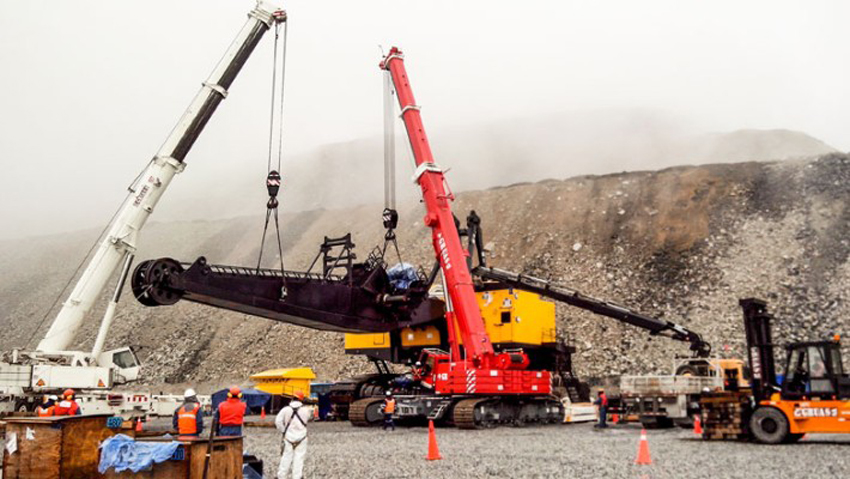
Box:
261;406;266;419
612;413;619;424
135;418;144;432
426;420;442;461
693;414;703;435
634;428;652;465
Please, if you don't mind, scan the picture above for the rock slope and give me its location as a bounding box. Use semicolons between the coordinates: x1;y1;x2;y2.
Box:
1;153;847;389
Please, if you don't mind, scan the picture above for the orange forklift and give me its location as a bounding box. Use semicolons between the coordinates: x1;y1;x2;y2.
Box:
701;298;850;443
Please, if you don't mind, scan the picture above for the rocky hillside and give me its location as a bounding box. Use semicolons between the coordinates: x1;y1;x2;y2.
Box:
160;121;838;223
1;152;847;390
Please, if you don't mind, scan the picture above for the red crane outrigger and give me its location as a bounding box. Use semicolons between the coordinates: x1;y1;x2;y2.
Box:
380;47;552;405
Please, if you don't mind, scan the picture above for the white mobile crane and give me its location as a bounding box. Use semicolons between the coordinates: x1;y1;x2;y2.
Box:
0;1;286;415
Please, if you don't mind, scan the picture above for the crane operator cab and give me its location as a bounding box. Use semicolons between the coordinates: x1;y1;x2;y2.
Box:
98;347;142;384
780;338;850;400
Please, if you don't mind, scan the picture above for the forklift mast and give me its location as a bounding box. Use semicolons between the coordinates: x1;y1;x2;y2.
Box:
740;298;778;402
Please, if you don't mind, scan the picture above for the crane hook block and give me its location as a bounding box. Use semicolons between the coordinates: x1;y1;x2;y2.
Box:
267;170;281;198
382;208;398;230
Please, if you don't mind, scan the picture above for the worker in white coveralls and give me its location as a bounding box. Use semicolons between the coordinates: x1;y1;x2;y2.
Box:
276;389;312;479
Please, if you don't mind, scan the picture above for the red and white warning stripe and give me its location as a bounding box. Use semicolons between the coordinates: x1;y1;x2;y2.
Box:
466;370;476;393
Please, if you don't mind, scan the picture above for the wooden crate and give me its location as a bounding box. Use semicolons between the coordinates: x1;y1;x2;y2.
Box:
3;414;129;479
700;391;752;441
102;436;243;479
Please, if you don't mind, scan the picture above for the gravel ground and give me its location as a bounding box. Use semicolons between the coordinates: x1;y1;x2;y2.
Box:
240;421;850;479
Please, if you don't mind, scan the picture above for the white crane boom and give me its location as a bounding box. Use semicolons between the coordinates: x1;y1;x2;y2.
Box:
37;1;285;352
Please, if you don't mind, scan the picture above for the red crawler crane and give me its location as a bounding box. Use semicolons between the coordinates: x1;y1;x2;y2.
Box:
374;47;558;427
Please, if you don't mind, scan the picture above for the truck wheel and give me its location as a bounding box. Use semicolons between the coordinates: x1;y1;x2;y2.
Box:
14;400;30;414
750;407;789;444
675;364;702;377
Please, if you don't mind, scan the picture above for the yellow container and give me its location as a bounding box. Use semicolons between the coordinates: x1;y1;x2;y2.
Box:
250;367;316;398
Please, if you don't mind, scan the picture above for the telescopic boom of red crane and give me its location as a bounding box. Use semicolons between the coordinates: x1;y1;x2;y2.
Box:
380;47;496;366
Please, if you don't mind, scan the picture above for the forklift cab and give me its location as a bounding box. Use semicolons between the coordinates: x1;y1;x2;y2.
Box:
780;339;850;400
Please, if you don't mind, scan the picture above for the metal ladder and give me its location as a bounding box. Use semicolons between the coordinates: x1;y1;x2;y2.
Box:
427;403;447;421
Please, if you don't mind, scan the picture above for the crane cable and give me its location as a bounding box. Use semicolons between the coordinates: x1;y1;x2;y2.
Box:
380;68;404;267
256;18;288;297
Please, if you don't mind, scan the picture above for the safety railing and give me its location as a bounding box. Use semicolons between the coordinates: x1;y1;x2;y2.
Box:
181;262;344;282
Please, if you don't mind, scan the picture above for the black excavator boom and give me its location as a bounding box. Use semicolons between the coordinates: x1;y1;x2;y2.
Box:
131;237;444;333
472;266;712;357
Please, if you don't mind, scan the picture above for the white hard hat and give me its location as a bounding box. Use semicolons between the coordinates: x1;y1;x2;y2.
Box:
385;390;393;396
415;361;422;366
184;388;197;398
49;395;58;401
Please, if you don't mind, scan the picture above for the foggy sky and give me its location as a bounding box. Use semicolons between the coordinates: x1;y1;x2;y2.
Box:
1;0;848;240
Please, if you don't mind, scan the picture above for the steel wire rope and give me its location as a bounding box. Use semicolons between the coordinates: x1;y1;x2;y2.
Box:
256;20;289;293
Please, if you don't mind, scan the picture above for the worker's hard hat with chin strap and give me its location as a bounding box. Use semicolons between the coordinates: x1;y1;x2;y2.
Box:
227;386;243;399
63;389;75;399
184;388;197;399
294;390;305;401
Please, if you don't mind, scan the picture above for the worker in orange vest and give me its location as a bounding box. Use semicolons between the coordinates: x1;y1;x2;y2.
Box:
215;386;248;436
36;395;57;417
593;389;608;429
173;388;205;436
382;390;396;431
411;361;424;381
54;389;82;416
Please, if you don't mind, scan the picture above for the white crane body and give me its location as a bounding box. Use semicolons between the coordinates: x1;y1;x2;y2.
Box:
0;1;284;415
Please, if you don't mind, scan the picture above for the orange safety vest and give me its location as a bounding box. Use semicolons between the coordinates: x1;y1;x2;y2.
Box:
218;399;247;426
37;406;54;417
54;400;79;416
177;403;201;435
384;398;396;414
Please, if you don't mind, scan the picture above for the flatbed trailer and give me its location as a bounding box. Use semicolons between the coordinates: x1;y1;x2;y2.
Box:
620;373;722;428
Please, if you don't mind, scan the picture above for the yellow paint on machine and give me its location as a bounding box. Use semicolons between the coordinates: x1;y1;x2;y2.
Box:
475;289;556;346
250;367;316;397
344;289;557;352
344;331;392;350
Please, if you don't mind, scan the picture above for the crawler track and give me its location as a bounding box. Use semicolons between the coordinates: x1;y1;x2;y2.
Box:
453;397;565;429
453;398;494;429
349;398;385;427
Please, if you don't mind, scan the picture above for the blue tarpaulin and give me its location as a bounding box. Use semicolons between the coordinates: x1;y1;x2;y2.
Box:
211;388;272;412
387;263;418;290
98;434;180;474
243;464;263;479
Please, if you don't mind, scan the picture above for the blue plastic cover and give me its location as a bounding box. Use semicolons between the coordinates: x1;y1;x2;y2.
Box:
243;464;263;479
387;263;418;290
211;388;272;411
98;434;180;474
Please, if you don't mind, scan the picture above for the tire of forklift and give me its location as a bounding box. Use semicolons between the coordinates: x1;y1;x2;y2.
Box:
749;407;790;444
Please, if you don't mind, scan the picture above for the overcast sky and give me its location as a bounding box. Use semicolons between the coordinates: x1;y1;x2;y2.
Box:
1;0;847;240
